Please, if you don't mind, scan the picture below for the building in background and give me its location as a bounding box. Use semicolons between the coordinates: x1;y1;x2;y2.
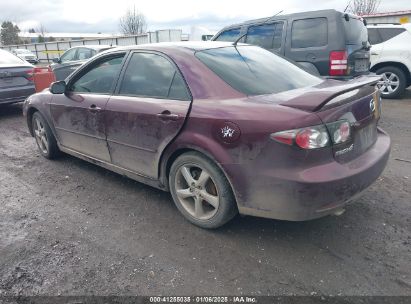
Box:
363;10;411;24
18;32;115;43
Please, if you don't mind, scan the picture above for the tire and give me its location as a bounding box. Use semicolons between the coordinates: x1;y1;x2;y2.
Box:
169;152;238;229
32;112;60;159
376;66;406;99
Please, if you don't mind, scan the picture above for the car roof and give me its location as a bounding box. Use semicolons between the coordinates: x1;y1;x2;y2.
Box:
69;45;112;50
216;9;349;30
108;41;238;53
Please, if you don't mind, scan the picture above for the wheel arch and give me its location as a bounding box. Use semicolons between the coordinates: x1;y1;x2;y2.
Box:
159;143;240;209
371;61;411;86
26;106;40;137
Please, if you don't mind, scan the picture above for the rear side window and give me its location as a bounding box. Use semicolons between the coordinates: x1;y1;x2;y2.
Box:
246;22;284;49
215;28;241;42
368;28;383;45
378;28;406;42
291;18;328;48
119;52;190;100
195;46;322;96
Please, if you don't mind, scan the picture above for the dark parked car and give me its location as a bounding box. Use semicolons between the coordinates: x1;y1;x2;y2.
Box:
0;49;35;105
212;9;371;79
50;45;112;81
23;42;390;228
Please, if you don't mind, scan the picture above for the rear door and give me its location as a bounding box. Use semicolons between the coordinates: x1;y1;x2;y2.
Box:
286;17;330;75
343;16;371;76
105;51;192;179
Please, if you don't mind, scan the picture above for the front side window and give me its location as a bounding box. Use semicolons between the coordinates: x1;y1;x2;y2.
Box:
77;48;94;60
118;52;190;100
70;54;125;94
60;48;77;62
246;22;284;49
215;28;241;42
195;46;322;96
291;18;328;48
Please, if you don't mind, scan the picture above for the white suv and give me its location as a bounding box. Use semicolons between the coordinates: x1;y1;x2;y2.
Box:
367;23;411;99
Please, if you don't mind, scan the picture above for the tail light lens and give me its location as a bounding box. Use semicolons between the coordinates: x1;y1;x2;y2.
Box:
25;69;34;82
271;120;351;150
326;120;351;144
329;50;348;76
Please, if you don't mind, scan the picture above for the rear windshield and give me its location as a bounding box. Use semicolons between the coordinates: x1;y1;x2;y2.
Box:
344;17;368;44
195;46;322;96
0;50;24;64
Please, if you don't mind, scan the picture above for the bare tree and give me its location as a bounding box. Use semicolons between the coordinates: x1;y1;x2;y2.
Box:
348;0;381;15
119;6;147;35
36;23;47;42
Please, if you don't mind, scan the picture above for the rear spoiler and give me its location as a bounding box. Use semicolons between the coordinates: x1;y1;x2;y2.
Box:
280;75;381;112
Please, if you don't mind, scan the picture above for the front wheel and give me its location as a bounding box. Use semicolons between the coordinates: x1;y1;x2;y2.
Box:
169;152;238;229
32;112;60;159
376;66;406;99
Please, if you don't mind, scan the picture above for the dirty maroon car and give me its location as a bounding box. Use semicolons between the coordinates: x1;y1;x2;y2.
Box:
23;42;390;229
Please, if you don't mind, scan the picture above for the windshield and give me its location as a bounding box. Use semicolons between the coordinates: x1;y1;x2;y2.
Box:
344;17;368;45
195;45;322;96
0;50;24;64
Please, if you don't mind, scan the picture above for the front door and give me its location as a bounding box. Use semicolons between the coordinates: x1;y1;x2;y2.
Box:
50;53;126;162
105;51;192;179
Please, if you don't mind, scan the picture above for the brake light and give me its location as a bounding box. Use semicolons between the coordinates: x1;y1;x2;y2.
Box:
25;69;34;82
271;120;351;150
326;120;351;144
329;51;348;76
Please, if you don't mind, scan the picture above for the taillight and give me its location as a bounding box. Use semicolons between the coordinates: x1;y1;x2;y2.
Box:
326;120;351;144
25;69;34;82
329;51;348;76
271;120;351;150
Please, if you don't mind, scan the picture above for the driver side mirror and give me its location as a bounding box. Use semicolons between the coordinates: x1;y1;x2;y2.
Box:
50;81;66;94
52;57;61;63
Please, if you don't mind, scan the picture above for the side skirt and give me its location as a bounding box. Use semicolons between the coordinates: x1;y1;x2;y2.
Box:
59;145;167;192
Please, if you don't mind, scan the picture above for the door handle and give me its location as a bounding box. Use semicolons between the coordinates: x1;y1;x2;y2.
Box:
156;110;179;121
89;104;101;113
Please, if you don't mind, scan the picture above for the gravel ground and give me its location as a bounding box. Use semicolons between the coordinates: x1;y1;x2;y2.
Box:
0;90;410;296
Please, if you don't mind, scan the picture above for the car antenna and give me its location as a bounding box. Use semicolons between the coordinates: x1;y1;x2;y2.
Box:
232;33;247;46
265;10;283;22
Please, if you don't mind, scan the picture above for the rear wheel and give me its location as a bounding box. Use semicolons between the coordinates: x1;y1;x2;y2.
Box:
32;112;60;159
169;152;238;229
376;66;406;99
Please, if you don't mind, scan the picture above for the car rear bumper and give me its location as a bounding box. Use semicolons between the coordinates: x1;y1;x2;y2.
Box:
233;128;391;221
0;85;35;105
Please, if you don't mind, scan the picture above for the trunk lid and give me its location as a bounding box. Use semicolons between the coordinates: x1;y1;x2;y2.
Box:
343;15;371;76
0;66;33;89
278;75;380;112
277;75;381;162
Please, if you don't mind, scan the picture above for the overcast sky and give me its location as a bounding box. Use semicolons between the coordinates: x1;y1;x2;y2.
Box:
0;0;409;34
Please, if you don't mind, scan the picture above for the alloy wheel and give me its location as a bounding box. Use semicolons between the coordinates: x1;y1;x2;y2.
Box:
33;117;49;154
377;72;400;95
175;164;220;220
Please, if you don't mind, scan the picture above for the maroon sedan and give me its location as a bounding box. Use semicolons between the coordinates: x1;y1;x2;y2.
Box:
23;42;390;228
